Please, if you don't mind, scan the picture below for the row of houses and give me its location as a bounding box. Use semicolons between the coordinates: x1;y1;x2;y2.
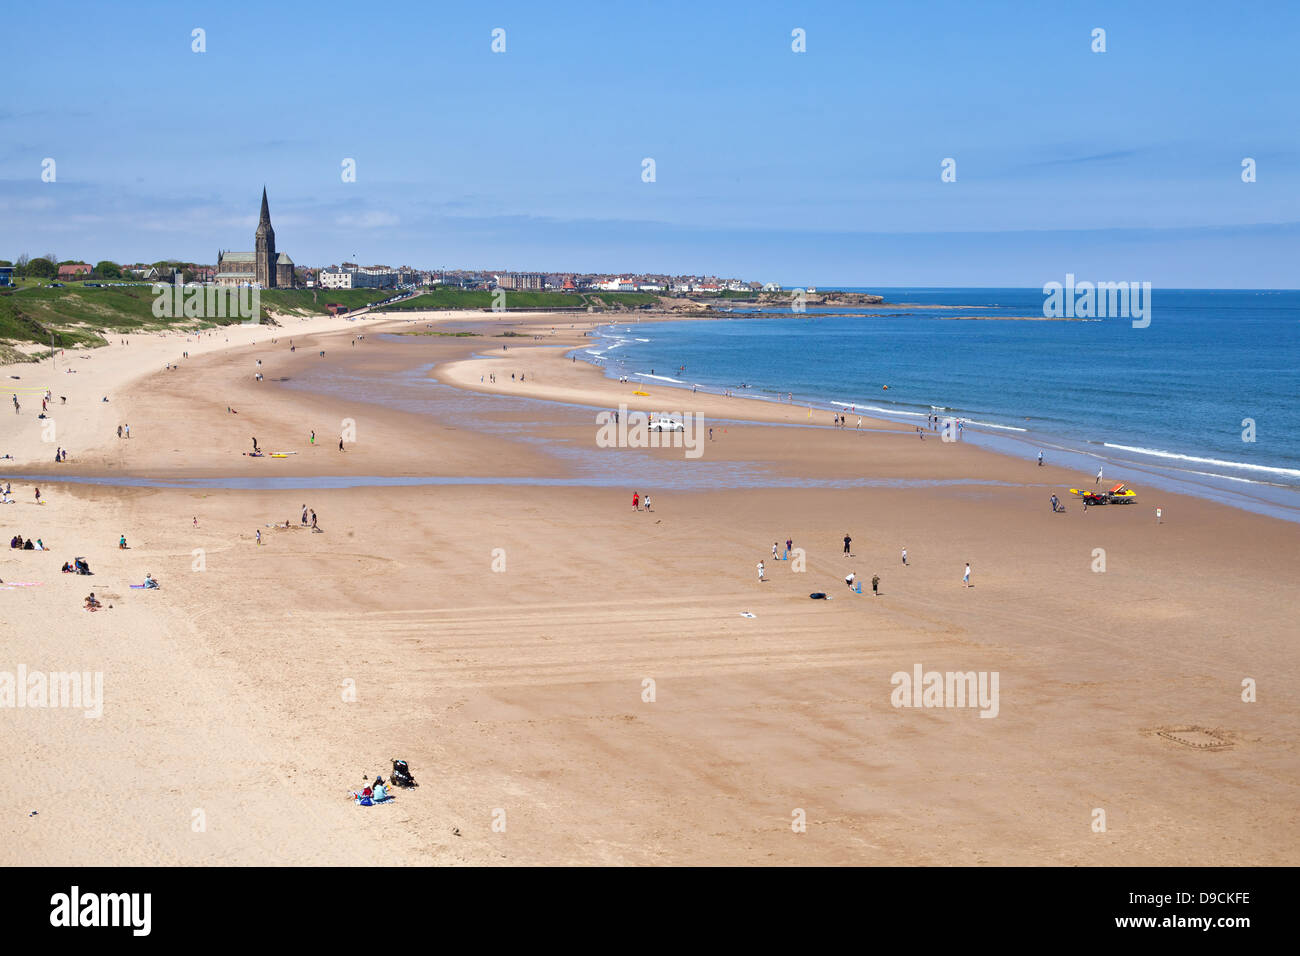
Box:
316;265;426;290
482;272;766;295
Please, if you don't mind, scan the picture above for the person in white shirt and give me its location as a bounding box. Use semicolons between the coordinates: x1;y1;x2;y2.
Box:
757;561;765;582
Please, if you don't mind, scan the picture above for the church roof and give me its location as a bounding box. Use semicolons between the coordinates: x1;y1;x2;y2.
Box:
276;253;294;264
220;252;256;263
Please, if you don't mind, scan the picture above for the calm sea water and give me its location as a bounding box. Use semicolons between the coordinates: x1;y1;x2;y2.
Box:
584;288;1300;504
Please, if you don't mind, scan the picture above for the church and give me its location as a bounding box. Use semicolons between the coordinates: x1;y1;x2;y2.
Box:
216;188;296;288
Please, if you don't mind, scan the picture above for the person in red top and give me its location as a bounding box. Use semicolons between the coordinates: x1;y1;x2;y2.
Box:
632;492;640;511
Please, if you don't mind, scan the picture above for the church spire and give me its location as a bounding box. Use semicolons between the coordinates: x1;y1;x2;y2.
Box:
259;186;271;225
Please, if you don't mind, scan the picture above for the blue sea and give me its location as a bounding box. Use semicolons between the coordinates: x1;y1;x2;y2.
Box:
581;288;1300;519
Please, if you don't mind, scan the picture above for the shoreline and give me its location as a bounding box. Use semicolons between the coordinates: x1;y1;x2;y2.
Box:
565;316;1300;520
3;307;1297;522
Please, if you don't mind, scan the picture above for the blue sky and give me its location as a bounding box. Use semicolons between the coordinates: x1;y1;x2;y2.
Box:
1;0;1297;286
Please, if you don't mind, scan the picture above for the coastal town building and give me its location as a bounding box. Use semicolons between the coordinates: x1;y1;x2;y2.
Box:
216;188;295;288
494;272;545;291
58;263;92;278
319;265;399;289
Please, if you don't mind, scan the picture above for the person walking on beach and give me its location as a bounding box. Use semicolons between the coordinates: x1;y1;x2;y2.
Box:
124;424;130;438
310;430;315;445
339;435;345;452
773;542;780;561
632;492;640;511
117;425;122;439
785;537;793;557
963;563;972;587
1037;450;1044;467
311;510;317;530
252;437;259;454
872;574;880;596
35;486;40;503
256;529;262;546
1155;507;1162;525
843;534;852;556
901;548;908;566
1050;494;1060;513
301;505;308;526
1096;466;1103;485
643;495;651;512
757;560;765;582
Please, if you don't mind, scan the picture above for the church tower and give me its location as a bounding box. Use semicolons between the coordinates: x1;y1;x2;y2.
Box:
254;187;277;288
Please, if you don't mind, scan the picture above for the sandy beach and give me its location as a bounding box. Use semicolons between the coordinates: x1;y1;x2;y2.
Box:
2;309;1296;866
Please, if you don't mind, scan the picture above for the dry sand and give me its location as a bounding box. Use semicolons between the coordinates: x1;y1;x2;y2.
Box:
1;310;1296;865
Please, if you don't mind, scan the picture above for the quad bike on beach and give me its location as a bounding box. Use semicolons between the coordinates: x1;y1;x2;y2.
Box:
1069;481;1138;506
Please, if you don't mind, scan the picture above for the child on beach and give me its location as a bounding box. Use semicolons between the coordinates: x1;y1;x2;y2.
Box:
963;563;972;587
757;561;765;582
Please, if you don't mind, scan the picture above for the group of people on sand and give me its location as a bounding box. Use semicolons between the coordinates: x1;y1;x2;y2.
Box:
296;504;321;532
350;773;393;807
754;533;928;595
10;535;44;551
631;491;652;512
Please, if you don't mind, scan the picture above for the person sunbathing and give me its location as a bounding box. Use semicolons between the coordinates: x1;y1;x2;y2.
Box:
85;593;102;610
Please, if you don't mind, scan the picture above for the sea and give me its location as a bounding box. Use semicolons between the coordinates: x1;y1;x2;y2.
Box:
581;288;1300;521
